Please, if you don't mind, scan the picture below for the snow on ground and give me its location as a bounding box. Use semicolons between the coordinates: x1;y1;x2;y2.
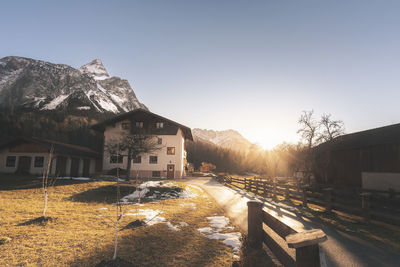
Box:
121;188;150;203
179;187;198;199
77;106;91;110
197;215;241;254
165;222;180;231
41;94;69;110
125;208;166;225
179;222;188;227
206;216;230;229
99;207;108;210
208;232;242;253
42;176;92;181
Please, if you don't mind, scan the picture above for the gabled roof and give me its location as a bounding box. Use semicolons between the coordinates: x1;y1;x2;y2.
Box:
91;108;193;141
317;122;400;151
0;137;101;158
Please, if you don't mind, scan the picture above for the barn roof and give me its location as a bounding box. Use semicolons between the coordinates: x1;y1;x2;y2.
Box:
317;123;400;151
91;108;193;141
0;137;102;158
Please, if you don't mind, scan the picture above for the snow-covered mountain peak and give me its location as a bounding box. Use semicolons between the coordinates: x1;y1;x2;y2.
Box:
79;59;110;80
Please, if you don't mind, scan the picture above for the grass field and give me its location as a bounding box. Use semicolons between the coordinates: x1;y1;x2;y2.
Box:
0;174;244;266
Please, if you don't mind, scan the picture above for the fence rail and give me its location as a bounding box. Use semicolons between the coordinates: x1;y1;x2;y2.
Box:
248;201;326;267
220;175;400;225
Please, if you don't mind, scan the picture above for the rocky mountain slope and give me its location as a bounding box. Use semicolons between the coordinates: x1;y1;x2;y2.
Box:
0;56;147;114
192;128;254;152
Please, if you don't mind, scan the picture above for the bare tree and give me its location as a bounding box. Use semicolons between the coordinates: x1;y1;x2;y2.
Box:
105;133;163;179
42;145;54;218
317;113;345;143
297;110;319;149
104;133;162;261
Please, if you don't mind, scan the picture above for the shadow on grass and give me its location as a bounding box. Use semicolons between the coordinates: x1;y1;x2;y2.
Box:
17;216;57;226
0;173;93;191
68;185;134;204
69;184;183;204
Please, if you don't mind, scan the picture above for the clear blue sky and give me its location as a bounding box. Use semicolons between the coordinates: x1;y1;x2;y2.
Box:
1;1;400;148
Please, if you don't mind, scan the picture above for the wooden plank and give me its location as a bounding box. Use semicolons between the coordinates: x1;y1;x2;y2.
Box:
286;229;327;248
262;230;295;267
262;211;297;239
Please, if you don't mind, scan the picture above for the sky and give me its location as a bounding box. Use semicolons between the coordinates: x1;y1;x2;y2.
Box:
1;1;400;149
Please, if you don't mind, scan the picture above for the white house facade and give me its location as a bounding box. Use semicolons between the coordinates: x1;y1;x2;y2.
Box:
93;109;193;179
0;137;101;176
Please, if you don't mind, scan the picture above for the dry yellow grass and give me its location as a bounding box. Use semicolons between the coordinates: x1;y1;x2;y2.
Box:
0;177;242;266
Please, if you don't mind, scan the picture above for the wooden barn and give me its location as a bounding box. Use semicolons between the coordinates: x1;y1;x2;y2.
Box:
0;137;102;177
314;123;400;188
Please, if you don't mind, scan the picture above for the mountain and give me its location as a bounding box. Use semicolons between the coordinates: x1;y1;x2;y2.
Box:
0;56;147;114
192;128;255;152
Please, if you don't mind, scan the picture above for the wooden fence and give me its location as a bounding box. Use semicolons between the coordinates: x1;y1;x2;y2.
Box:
221;176;400;225
248;201;326;267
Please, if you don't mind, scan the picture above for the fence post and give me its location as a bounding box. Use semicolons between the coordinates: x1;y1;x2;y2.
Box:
286;229;327;267
273;179;277;199
361;192;371;223
323;188;333;212
297;179;301;193
244;178;247;191
263;181;267;197
285;183;290;200
255;177;259;195
302;186;308;207
247;201;263;249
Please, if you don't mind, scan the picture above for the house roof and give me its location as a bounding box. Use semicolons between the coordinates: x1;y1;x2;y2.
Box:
0;137;102;158
91;108;193;141
316;122;400;151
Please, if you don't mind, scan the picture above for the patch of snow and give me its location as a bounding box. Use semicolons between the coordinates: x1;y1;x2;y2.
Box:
77;106;91;110
179;187;198;199
139;181;162;189
197;227;214;234
179;222;188;227
55;176;91;181
121;188;150;202
97;84;108;94
99;207;108;210
96;98;119;113
206;216;230;229
41;94;69;110
125;208;165;225
165;221;180;231
208;232;241;253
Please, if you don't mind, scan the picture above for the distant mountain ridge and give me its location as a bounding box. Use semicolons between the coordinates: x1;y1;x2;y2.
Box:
0;56;147;114
192;128;254;152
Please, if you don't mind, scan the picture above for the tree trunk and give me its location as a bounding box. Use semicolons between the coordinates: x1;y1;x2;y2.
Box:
126;148;132;179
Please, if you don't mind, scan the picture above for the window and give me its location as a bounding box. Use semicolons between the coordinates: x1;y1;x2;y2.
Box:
110;154;123;164
167;147;175;155
135;121;143;128
149;156;158;164
121;122;130;130
6;156;16;167
133;155;141;164
156;122;164;129
157;138;162;145
34;156;44;167
152;171;161;177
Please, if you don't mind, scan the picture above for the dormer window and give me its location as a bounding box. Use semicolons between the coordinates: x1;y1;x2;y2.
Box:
121;122;130;130
156;122;164;129
135;122;143;128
